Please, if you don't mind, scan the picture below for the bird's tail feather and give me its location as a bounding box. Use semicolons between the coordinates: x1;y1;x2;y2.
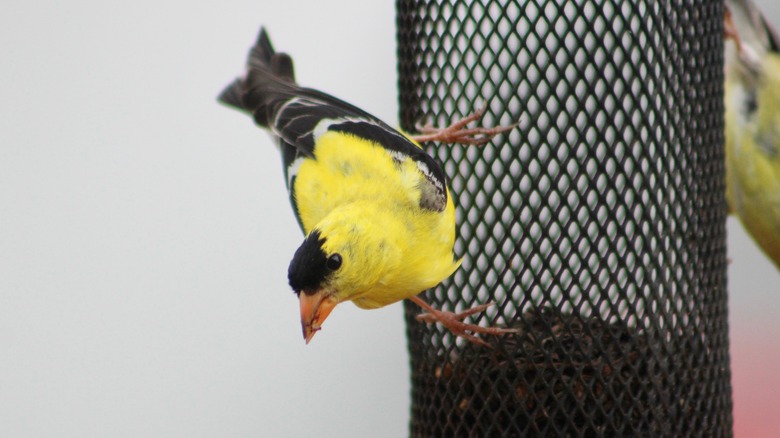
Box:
218;28;298;128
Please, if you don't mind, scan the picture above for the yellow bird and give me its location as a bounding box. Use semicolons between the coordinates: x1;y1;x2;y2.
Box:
219;28;514;345
724;0;780;270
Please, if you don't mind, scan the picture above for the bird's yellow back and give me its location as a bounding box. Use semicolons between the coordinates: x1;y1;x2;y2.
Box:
294;131;429;231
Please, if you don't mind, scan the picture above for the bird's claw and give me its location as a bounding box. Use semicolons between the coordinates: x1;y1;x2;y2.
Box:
412;106;516;146
411;297;519;347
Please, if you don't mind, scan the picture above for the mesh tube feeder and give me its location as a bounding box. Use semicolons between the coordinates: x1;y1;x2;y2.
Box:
397;1;732;436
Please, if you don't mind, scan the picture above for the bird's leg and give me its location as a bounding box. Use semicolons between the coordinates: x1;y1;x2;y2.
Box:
412;106;516;146
408;295;518;347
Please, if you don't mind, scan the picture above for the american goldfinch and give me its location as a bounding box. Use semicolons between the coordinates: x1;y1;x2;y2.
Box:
724;0;780;270
219;28;514;345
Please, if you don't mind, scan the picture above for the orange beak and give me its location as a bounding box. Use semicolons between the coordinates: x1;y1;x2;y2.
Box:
299;291;338;344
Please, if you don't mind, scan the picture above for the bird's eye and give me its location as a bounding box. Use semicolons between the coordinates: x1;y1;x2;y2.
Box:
326;253;343;271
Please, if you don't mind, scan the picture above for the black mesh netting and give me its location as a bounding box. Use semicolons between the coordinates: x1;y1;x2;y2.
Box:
396;1;732;436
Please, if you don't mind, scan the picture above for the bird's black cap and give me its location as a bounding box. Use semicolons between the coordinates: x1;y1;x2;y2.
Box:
288;230;330;295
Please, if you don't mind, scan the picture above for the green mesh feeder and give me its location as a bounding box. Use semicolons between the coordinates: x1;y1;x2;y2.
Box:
396;1;732;436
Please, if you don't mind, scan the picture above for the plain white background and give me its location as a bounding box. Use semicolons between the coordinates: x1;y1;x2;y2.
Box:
1;0;778;436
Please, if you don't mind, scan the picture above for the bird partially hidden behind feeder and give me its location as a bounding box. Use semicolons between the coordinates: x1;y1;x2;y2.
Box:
724;0;780;270
219;28;517;345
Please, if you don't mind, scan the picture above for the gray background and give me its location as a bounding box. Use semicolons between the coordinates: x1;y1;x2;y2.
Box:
1;0;778;436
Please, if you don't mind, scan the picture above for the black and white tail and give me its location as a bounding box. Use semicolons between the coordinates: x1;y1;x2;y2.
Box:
218;28;297;128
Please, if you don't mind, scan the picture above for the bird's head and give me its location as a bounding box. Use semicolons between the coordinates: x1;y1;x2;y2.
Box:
288;219;396;344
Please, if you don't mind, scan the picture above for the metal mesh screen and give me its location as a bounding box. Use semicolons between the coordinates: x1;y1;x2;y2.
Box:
396;1;731;436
